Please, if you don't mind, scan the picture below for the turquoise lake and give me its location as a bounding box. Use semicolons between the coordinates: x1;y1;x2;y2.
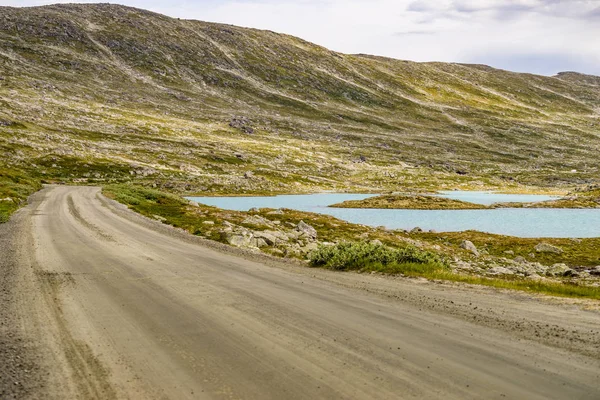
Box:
186;192;600;238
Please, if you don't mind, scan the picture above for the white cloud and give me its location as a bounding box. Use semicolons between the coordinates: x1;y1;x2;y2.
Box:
3;0;600;75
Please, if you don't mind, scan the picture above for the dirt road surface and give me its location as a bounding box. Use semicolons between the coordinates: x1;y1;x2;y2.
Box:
1;185;599;399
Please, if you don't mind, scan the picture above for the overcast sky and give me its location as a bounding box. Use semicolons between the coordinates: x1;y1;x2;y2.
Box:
4;0;600;76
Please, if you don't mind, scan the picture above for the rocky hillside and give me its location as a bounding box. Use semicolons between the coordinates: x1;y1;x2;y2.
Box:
1;3;599;195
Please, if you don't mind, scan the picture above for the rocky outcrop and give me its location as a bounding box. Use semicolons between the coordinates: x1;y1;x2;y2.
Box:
534;243;563;254
229;116;254;134
217;217;320;255
546;263;577;277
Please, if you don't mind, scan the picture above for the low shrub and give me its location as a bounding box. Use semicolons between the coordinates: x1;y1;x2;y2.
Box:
309;241;447;274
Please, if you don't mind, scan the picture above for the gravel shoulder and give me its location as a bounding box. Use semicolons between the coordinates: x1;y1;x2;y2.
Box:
1;185;599;399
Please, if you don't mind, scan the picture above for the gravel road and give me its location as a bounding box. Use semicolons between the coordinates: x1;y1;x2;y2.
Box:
1;185;599;399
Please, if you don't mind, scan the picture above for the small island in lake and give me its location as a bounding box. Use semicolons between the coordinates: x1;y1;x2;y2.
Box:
331;186;600;210
329;194;488;210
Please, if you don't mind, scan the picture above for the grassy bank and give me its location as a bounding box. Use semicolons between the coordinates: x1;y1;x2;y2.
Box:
0;168;41;223
104;184;600;301
413;230;600;268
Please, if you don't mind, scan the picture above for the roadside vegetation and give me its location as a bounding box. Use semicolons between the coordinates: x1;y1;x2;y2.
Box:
309;241;448;274
104;184;600;301
0;168;41;223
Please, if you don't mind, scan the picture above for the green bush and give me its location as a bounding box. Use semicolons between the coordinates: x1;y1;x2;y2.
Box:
309;241;447;274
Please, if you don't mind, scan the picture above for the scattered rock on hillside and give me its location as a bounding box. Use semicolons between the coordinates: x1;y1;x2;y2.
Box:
460;240;479;256
589;266;600;276
535;243;563;254
229;116;254;134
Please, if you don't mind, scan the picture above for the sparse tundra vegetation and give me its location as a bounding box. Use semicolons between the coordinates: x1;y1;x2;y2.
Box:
1;4;600;298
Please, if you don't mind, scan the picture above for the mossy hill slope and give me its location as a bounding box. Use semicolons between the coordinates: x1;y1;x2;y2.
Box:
1;3;600;198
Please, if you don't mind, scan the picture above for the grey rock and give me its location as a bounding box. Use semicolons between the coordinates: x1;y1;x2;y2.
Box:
267;209;285;215
589;266;600;276
253;230;284;245
242;215;271;227
546;263;573;277
253;238;269;248
564;269;580;277
296;221;317;240
411;227;423;233
286;230;302;240
514;256;527;263
453;261;474;271
223;232;253;248
202;220;214;225
488;266;514;275
528;273;543;281
535;243;563;254
460;240;479;256
370;239;383;246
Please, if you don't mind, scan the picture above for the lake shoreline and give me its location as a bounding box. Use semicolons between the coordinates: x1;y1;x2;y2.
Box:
186;192;600;238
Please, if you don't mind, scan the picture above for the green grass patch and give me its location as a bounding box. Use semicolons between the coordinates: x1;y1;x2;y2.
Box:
103;184;225;242
0;167;41;223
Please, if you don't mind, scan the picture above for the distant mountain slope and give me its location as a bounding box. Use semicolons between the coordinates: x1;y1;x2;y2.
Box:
1;3;599;193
